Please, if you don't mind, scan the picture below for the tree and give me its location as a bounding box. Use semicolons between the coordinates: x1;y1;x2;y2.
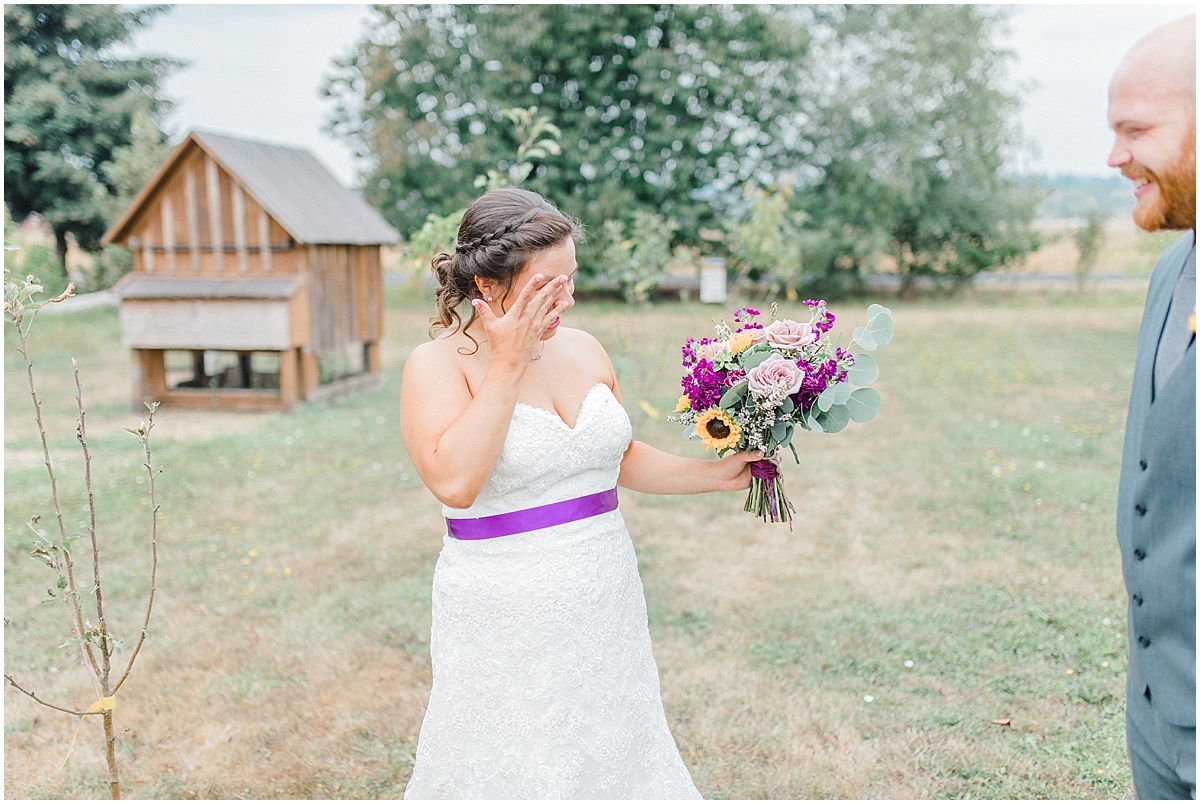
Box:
1072;205;1107;294
4;5;178;270
787;5;1041;295
323;4;811;242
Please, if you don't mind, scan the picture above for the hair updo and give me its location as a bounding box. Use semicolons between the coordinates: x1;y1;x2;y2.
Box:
429;188;584;347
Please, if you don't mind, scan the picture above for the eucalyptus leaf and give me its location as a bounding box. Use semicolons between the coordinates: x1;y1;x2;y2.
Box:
846;387;882;423
806;412;824;432
821;404;851;433
780;396;795;415
845;354;879;386
853;325;878;351
740;349;773;369
867;303;892;320
789;442;800;463
870;312;894;346
719;381;747;409
832;381;852;404
817;385;836;412
769;421;787;442
780;424;795;450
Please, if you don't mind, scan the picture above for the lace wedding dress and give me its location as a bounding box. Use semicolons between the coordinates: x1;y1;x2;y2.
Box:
404;383;701;800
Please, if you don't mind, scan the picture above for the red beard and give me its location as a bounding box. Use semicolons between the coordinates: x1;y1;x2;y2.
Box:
1134;123;1197;232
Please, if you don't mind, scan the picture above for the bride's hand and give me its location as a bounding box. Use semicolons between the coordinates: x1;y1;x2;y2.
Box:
713;450;762;492
471;274;571;366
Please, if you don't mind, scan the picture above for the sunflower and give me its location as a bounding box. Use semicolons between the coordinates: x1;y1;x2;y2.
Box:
675;394;692;412
728;330;755;355
694;408;742;452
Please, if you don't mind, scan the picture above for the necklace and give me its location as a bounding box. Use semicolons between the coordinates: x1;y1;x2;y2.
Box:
530;341;546;362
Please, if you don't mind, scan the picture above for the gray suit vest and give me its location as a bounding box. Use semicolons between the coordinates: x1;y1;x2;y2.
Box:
1116;231;1196;727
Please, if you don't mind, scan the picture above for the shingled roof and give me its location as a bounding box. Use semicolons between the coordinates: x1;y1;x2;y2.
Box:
102;130;400;247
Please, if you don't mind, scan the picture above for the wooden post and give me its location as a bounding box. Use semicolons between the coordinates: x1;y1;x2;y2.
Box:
300;349;320;397
191;350;207;387
279;348;299;409
238;351;253;388
185;167;201;274
258;210;272;274
232;184;248;274
161;197;176;273
135;349;167;407
141;225;155;274
364;342;381;374
205;156;224;273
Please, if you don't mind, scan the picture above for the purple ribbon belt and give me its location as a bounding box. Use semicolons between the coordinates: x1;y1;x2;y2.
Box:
446;488;619;540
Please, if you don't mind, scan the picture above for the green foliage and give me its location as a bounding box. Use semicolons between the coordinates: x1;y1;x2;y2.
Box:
3;5;179;266
727;180;810;293
323;4;811;240
595;209;678;303
473;107;562;191
792;5;1040;295
84;244;134;293
1072;206;1108;294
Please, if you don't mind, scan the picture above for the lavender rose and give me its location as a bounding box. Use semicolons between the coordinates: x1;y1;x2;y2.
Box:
761;319;818;350
747;354;805;400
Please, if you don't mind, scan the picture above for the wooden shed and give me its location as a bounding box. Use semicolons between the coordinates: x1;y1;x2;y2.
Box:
101;130;399;411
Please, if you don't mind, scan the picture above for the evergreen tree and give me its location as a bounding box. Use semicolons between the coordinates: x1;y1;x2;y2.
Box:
4;5;178;269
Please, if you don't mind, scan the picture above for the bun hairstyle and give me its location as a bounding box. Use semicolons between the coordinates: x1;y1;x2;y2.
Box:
430;188;584;349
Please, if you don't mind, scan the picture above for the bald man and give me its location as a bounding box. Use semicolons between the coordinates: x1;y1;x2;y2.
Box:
1108;14;1196;800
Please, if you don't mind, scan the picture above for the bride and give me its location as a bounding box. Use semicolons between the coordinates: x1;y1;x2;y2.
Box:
399;188;755;799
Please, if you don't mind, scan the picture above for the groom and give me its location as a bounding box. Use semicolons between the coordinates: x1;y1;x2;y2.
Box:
1108;14;1196;800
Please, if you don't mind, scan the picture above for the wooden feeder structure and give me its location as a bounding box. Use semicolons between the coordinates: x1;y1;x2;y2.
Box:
101;130;399;411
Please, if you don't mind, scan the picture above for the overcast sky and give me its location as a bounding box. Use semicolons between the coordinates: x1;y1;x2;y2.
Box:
129;3;1195;188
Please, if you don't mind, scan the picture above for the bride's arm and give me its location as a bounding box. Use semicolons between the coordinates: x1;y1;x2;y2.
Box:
618;439;756;494
595;349;756;495
400;275;569;509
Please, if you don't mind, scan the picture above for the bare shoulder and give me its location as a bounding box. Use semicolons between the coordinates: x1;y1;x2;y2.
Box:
555;325;616;382
401;334;474;391
557;325;608;357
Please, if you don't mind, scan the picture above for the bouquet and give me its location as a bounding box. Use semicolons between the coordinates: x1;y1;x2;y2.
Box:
670;301;893;527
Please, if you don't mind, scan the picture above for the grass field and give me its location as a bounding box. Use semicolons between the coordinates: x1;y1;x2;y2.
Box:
4;284;1146;798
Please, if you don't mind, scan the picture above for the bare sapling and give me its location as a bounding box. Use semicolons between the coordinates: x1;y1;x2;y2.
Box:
3;267;162;800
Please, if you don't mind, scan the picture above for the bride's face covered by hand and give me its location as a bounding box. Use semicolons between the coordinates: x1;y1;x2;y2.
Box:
503;238;578;340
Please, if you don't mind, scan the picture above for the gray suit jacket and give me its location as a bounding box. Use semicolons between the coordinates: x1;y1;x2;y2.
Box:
1117;231;1196;727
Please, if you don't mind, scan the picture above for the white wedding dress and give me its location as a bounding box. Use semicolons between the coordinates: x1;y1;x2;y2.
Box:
404;383;701;800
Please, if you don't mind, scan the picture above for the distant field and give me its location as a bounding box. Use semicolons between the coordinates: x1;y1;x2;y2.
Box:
5;285;1146;798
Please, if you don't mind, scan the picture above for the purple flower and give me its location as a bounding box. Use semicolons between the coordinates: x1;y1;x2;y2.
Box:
682;359;727;410
733;307;760;323
793;358;840;413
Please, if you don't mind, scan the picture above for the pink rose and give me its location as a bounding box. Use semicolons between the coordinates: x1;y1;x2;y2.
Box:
763;319;818;350
696;340;729;362
747;354;804;399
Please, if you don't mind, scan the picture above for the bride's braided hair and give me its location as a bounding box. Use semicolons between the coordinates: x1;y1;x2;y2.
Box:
430;188;584;349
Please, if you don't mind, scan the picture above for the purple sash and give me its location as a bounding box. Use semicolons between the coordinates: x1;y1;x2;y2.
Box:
446;488;619;540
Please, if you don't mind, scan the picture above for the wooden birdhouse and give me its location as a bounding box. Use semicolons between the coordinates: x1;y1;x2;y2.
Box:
101;130;399;411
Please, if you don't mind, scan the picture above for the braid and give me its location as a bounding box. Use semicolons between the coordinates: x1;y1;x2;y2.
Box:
455;210;541;254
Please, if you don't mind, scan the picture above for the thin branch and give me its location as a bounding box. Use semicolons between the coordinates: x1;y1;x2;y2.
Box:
114;406;159;694
74;361;112;674
4;674;100;718
11;309;102;682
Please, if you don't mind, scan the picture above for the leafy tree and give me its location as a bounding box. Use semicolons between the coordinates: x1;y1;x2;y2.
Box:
323;4;811;243
4;5;178;270
727;179;811;296
594;209;678;303
788;5;1040;295
1072;205;1107;294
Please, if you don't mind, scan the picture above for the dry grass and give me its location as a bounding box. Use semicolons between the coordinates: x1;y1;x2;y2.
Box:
5;281;1145;798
